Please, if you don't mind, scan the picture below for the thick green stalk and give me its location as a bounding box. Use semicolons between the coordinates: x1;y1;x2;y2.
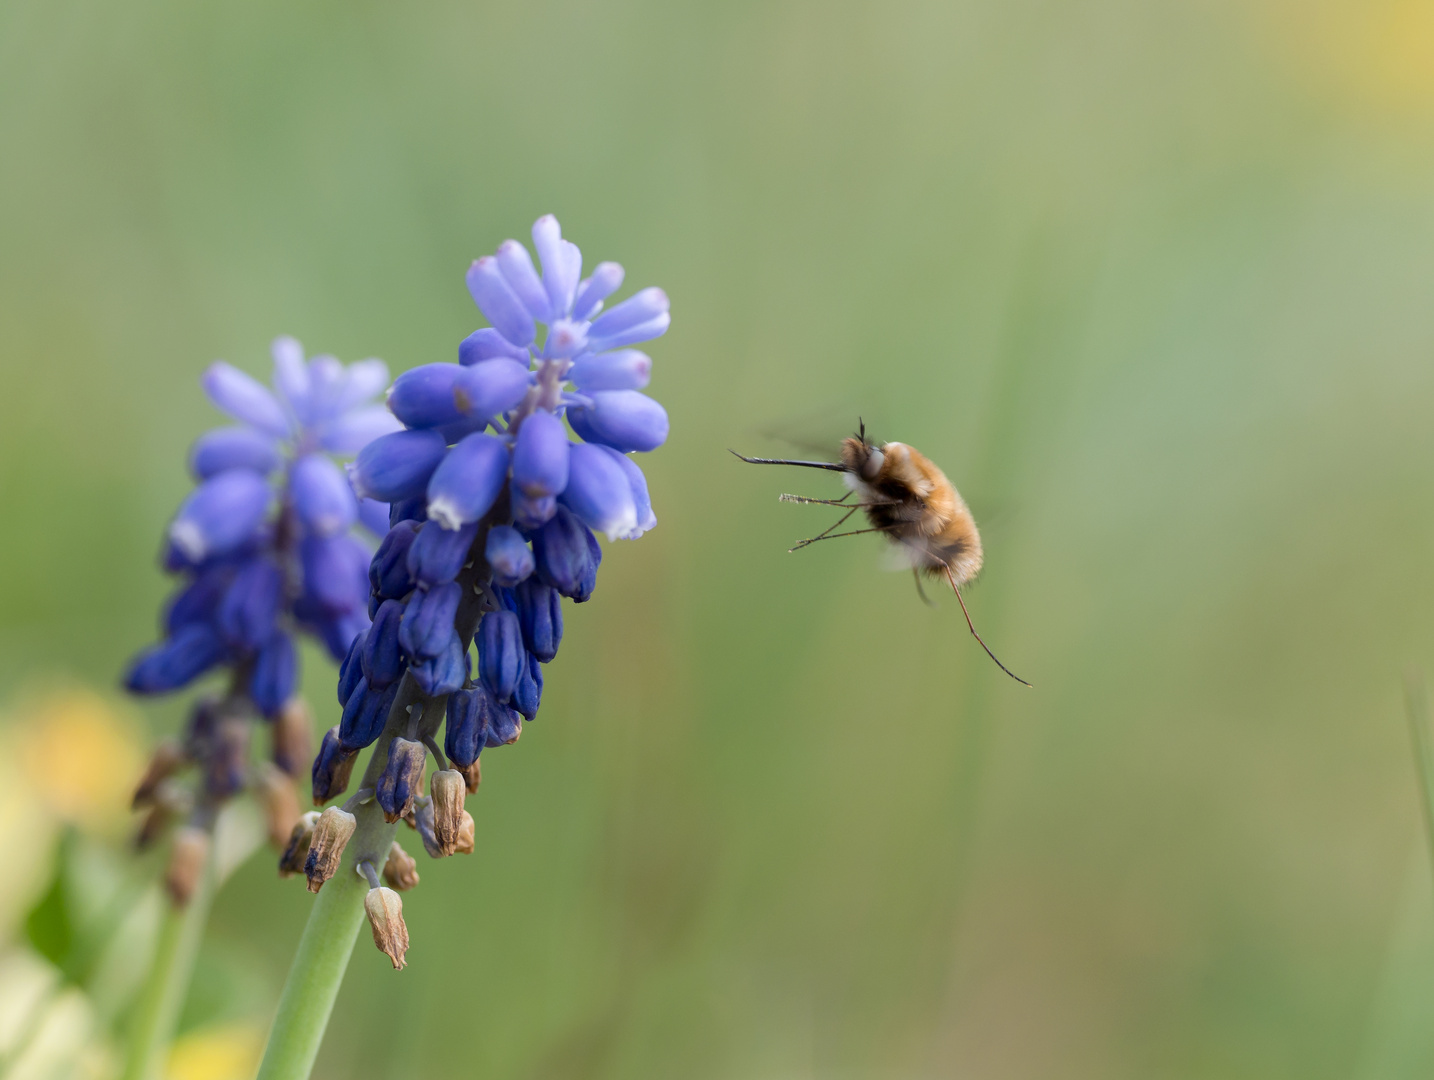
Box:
120;841;219;1080
253;799;399;1080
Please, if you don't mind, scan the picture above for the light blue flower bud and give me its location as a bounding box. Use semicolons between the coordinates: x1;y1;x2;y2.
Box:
542;319;588;359
533;215;582;318
426;433;510;531
458;328;528;366
466;256;535;347
169;470;272;562
189;426;281;480
572;261;625;321
125;623;228;693
251;632;296;717
330;357;391;415
586;287;670;352
202;361;291;437
513;578;562;663
454;359;531;420
477;610;524;704
300;534;369;615
406;520;478;587
291;454;358;536
370;520;421;599
567;350;651;392
387;364;471;430
357;497;390;537
595;445;656;540
217;557;283;648
362;599;407;690
512;412;570;499
318;404;403;454
409;633;468;696
351;429;448;503
271;335;311;423
399;582;462;660
484;525;534;588
339;677;401;750
496;238;551;321
567;390;669;453
559;443;637;541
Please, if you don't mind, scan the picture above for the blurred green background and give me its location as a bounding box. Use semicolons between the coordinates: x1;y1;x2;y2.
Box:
5;0;1434;1076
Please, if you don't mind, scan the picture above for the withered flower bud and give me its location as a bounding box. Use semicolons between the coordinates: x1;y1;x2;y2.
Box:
132;739;187;809
376;738;426;823
457;757;481;794
166;826;209;905
381;841;420;891
205;715;251;799
311;726;359;806
135;803;172;850
272;698;315;778
429;770;465;854
279;810;321;877
454;810;475;856
304;806;356;893
256;763;302;848
364;886;410;969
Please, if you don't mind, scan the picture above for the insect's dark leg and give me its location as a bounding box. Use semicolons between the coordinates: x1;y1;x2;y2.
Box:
789;526;884;552
788;507;858;550
729;449;845;472
943;566;1032;687
912;569;935;607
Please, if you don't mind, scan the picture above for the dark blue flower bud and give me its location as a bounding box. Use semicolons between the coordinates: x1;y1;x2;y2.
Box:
216;557;283;648
312;726;359;805
531;505;594;599
338;677;401;751
484;706;522;748
201;361;291;438
398;582;462;660
454;360;531;420
512;651;542;721
291;454;358;536
567;349;651;392
169;470;272;563
316;611;368;663
376;737;427;822
350;429;448;503
477;610;524;703
512;411;569;499
566;390;668;453
370;519;421;600
387;363;471;430
189;426;282;480
406;520;478;587
426;433;510;531
362;599;406;689
445;685;502;767
512;491;557;530
513;578;562;663
466;256;535;347
409;633;469;696
575;525;602;603
300;534;369;615
338;629;367;706
485;525;534;588
125;623;227;694
459;328;527;365
388;496;427;527
250;632;297;718
560;443;637;541
357;497;390;537
164;566;232;634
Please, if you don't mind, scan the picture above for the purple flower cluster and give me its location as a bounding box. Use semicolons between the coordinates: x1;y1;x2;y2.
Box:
311;214;670;853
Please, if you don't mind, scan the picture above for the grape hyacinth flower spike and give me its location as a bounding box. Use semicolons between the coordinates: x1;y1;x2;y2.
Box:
124;337;400;898
257;216;670;1079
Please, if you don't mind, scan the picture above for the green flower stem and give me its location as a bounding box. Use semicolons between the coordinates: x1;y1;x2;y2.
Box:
121;836;220;1080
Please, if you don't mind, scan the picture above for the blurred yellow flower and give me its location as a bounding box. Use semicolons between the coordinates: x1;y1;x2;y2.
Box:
12;687;144;830
165;1022;264;1080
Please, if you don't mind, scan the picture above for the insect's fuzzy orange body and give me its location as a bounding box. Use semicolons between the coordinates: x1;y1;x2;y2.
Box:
838;437;984;587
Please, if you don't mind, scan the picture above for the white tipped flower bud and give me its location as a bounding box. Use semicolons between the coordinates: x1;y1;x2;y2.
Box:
304;806;356;893
364;887;410;969
166;826;209;905
429;769;466;854
279;810;322;877
381;841;420;891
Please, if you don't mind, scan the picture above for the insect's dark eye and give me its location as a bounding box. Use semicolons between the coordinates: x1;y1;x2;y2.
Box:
860;449;885;481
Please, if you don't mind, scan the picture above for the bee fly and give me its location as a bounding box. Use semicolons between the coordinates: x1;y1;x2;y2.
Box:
732;422;1030;686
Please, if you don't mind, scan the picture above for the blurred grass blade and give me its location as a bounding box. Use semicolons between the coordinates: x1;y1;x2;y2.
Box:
1405;670;1434;877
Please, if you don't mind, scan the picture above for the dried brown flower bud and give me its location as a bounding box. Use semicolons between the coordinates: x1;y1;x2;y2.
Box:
381;841;420;891
256;764;302;848
457;757;481;794
205;715;251;800
132;739;187;809
135;803;172;850
454;810;475;856
429;770;465;854
272;698;315;778
304;806;356;893
166;826;209;905
279;810;321;877
364;886;409;969
376;738;427;824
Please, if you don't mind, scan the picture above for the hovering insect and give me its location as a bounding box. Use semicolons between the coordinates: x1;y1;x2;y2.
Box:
732;422;1030;686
